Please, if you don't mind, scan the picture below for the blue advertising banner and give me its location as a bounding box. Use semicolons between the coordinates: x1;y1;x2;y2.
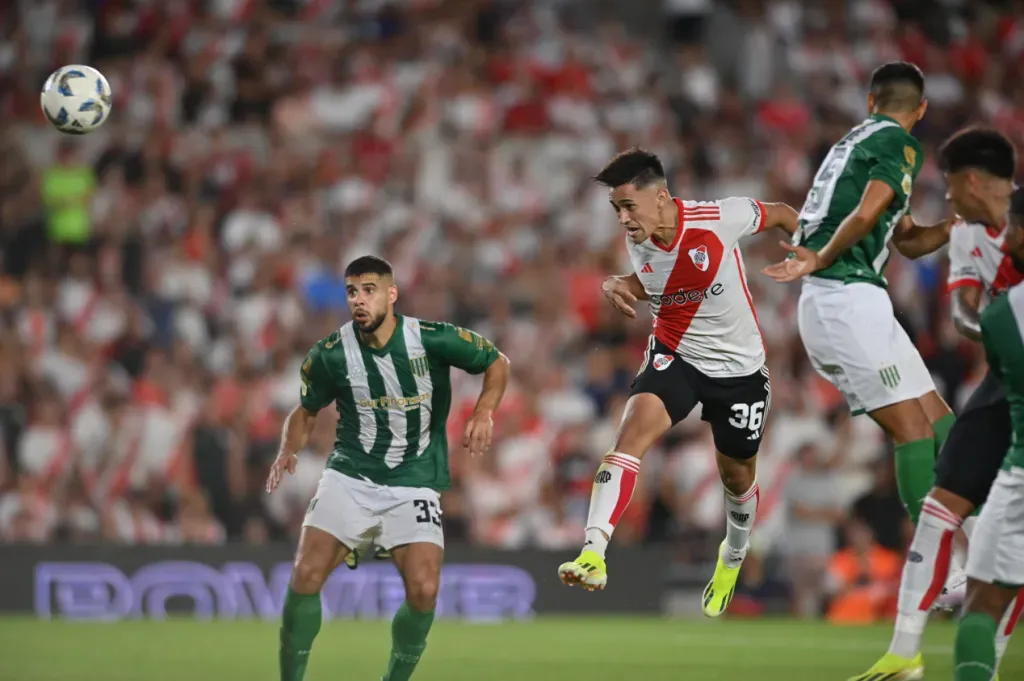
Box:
0;545;671;620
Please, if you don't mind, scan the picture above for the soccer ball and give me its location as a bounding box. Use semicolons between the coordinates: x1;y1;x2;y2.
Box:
40;65;113;135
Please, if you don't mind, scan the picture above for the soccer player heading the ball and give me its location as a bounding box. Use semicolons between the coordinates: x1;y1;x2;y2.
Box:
267;255;510;681
558;147;801;618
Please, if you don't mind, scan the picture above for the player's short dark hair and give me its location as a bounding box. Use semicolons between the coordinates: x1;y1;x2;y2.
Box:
344;255;394;279
939;128;1017;180
593;148;666;189
1011;188;1024;222
869;61;925;112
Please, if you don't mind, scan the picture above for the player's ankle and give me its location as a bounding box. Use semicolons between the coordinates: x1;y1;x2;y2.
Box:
583;528;610;557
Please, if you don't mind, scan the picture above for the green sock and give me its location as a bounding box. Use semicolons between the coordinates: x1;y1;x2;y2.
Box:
384;601;435;681
933;412;956;453
280;588;322;681
955;612;998;681
894;438;937;524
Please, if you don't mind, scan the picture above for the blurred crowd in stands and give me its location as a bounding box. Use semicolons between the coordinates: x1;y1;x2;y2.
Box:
1;0;1021;618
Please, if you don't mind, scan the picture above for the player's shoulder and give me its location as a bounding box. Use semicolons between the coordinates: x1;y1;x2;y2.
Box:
682;196;760;226
308;325;348;356
409;317;450;335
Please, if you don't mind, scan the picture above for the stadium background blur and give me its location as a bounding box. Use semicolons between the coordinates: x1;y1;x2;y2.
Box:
2;1;1024;676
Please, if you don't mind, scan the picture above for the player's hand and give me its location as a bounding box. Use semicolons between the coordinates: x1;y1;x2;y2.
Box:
463;409;494;457
602;277;638;318
266;452;298;494
762;243;822;283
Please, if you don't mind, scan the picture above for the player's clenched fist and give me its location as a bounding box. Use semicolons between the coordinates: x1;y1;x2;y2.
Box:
265;452;297;493
602;277;638;318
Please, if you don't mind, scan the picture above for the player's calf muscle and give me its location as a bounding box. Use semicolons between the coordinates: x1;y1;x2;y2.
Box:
716;454;756;496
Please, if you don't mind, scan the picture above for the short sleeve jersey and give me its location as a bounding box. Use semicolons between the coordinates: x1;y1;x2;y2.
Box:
795;114;924;288
300;315;500;489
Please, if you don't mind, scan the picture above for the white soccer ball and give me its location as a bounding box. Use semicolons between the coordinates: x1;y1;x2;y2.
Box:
40;65;113;135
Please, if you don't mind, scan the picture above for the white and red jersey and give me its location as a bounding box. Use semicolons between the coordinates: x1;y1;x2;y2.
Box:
628;197;767;378
947;220;1024;307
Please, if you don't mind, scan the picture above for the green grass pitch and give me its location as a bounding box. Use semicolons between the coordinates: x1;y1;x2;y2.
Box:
0;616;1021;681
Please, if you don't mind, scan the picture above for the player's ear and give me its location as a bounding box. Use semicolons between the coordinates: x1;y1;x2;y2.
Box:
916;98;928;122
389;285;398;305
866;92;876;114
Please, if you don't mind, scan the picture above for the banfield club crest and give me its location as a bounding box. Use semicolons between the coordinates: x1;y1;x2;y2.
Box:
688;245;709;272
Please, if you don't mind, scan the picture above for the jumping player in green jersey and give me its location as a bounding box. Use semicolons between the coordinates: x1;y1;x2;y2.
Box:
955;206;1024;681
266;255;510;681
765;62;981;529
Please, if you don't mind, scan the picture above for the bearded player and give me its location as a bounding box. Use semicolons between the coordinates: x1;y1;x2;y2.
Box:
267;255;510;681
764;61;961;547
557;148;800;617
954;204;1024;681
851;132;1021;681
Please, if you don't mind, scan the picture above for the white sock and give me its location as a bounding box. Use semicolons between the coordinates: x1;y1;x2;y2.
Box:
888;497;962;658
583;452;641;558
996;596;1023;670
722;481;758;568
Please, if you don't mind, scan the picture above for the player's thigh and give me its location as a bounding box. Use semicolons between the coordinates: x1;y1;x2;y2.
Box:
797;283;933;417
292;525;348;593
966;467;1024;589
391;539;444;611
699;364;770;467
619;337;698;457
935;377;1010;511
303;469;380;556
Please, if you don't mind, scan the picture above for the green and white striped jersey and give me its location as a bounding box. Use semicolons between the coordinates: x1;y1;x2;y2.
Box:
794;113;924;288
300;315;500;489
981;285;1024;471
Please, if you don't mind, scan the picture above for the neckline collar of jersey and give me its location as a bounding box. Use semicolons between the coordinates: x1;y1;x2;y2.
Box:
355;313;402;354
653;197;685;253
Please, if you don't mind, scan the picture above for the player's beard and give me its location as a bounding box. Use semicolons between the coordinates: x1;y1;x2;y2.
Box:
355;309;388;334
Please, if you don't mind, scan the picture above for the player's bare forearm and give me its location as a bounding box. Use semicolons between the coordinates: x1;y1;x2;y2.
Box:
817;180;895;267
473;353;510;416
892;216;953;259
951;285;983;341
614;273;649;301
763;202;800;235
279;405;318;458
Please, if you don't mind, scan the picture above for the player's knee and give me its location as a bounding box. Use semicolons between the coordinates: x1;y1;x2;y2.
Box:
964;582;1015;621
405;576;440;612
874;401;934;443
291;557;332;594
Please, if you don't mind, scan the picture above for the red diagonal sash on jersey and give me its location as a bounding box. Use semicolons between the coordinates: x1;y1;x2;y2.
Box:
73;289;101;335
654;226;725;350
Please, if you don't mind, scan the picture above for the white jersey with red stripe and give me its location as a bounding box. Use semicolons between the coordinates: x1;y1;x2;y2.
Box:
627;197;767;378
947;220;1024;306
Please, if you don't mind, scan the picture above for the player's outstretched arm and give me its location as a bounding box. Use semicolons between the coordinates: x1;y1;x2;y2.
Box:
891;213;954;259
266;405;318;493
761;202;800;235
951;285;983;341
763;181;895;282
463;352;511;457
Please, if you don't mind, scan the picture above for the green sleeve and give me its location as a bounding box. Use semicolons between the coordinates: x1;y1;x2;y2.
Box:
866;129;922;202
299;344;337;412
422;322;500;375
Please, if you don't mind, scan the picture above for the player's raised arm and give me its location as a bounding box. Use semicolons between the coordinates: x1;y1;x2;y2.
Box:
891;213;954;259
761;202;800;235
421;322;510;456
764;180;896;283
266;343;337;493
